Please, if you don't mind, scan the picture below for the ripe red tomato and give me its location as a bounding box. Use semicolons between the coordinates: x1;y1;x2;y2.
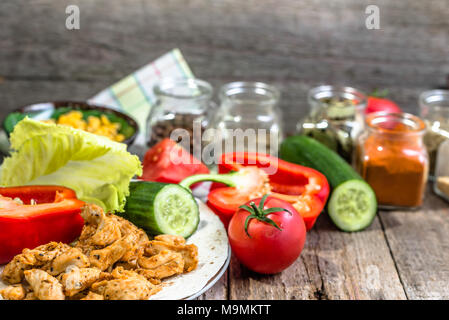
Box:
228;195;306;274
366;96;401;114
140;138;209;184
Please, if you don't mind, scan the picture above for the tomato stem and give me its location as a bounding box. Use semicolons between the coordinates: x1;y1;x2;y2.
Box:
240;194;291;238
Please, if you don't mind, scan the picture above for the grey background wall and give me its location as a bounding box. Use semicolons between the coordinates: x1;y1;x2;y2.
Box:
0;0;448;134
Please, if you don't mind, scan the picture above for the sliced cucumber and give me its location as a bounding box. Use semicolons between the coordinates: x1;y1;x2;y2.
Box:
328;180;377;232
123;181;199;238
281;135;378;232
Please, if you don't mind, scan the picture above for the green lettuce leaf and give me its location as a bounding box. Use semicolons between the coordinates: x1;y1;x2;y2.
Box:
0;118;142;212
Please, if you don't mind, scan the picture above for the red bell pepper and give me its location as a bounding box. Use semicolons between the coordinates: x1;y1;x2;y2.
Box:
180;152;330;230
0;186;85;264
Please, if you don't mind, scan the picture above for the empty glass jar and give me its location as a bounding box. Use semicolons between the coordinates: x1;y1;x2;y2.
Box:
419;89;449;178
146;78;215;154
207;82;283;159
297;85;367;163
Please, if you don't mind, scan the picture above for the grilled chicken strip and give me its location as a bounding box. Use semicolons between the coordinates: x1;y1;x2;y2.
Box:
143;240;198;272
0;284;26;300
48;248;90;276
78;204;121;247
154;234;186;246
2;242;71;284
59;266;106;297
81;291;104;300
91;267;160;300
137;250;185;279
113;215;149;263
24;269;65;300
88;234;133;271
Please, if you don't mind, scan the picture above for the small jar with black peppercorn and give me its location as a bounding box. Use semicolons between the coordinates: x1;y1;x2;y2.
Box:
146;78;215;154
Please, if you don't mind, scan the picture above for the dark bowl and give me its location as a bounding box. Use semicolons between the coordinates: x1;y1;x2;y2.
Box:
2;101;139;146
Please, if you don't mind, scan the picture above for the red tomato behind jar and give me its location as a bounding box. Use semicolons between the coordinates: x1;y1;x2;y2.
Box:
228;195;306;274
141;138;209;186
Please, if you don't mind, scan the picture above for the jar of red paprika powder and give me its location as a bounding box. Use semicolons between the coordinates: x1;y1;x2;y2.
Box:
356;112;428;209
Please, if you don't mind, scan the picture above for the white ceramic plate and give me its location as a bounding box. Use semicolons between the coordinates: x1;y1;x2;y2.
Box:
0;200;230;300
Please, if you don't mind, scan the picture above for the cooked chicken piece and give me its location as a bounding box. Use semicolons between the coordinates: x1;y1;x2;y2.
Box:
154;234;186;246
59;266;105;297
1;207;198;301
137;249;184;279
113;215;149;262
81;291;104;300
133;270;161;285
79;204;121;247
114;261;137;270
0;284;26;300
24;269;65;300
91;267;160;300
143;240;198;272
24;292;38;300
2;242;71;284
88;234;133;271
48;248;90;276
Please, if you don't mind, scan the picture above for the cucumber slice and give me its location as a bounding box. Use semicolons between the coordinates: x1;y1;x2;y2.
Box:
328;180;377;232
123;181;199;238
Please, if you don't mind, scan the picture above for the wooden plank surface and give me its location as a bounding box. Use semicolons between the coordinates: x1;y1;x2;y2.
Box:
1;0;448;133
379;187;449;299
228;214;406;300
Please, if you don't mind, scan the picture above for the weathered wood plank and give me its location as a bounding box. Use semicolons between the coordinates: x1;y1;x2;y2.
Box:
0;0;448;133
229;214;406;300
379;187;449;299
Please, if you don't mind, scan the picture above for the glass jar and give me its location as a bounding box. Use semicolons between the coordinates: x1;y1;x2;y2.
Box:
297;85;367;163
419;89;449;179
146;78;214;153
207;82;283;158
356;112;428;209
435;139;449;202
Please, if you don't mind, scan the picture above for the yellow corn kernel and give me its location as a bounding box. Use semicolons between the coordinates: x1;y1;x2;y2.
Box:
43;110;125;143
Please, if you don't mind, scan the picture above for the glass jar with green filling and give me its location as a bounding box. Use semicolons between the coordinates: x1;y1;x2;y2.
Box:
297;85;367;163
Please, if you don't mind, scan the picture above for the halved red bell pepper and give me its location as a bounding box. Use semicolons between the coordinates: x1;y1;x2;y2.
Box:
180;152;330;230
0;186;85;264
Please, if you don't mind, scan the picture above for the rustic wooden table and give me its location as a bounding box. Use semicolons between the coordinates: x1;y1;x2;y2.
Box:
1;0;448;300
199;186;449;300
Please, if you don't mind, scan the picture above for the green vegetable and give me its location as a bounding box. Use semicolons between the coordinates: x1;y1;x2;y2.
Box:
123;181;199;238
3;108;135;138
3;112;27;133
0;118;142;212
280;135;377;232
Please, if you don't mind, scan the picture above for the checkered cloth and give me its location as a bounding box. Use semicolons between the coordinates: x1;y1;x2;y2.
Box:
89;48;195;155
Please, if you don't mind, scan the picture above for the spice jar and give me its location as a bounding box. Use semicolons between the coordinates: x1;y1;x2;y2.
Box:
207;82;283;157
419;89;449;178
434;139;449;202
356;112;428;209
297;85;367;163
146;78;214;153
